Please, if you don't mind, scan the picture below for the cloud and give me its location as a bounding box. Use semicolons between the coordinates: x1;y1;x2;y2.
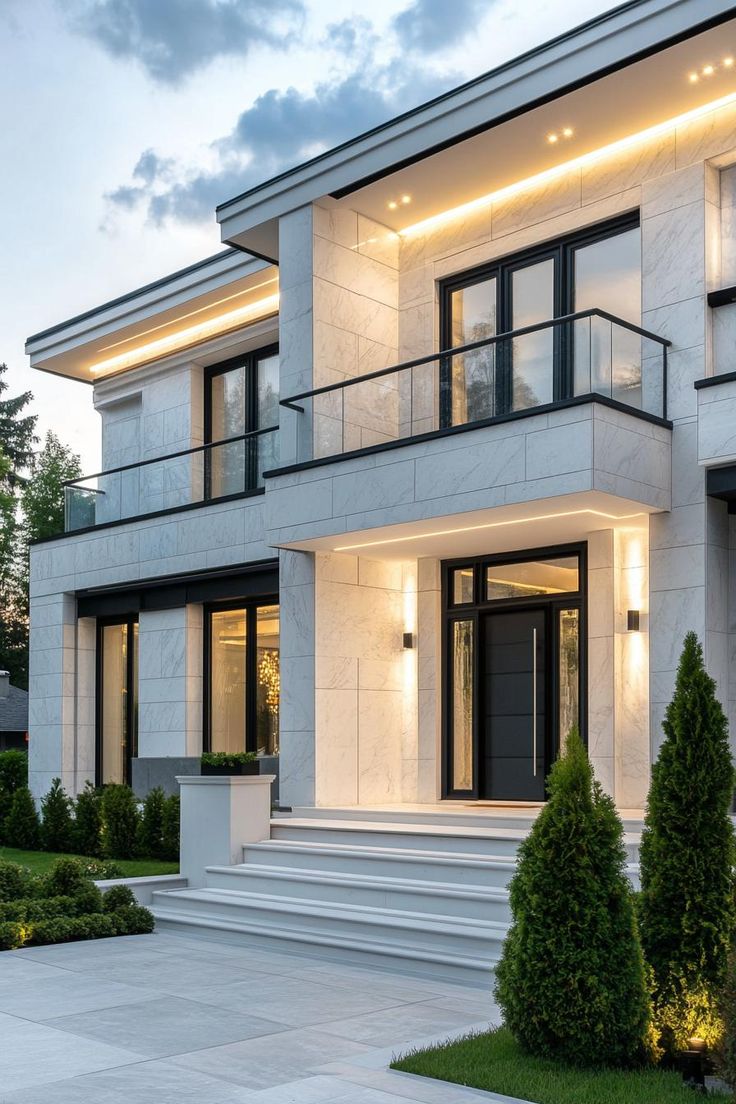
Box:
392;0;494;53
105;23;458;228
68;0;305;84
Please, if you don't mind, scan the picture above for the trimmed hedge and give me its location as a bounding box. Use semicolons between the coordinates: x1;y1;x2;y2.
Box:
0;856;154;951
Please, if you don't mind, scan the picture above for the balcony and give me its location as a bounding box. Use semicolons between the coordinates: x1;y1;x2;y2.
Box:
280;309;670;464
64;426;278;534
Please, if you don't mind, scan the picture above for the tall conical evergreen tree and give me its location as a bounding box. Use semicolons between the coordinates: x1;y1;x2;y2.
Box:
495;729;651;1068
638;631;735;1048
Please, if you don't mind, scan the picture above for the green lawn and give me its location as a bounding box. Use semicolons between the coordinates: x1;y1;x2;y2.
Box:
391;1027;730;1104
0;847;178;878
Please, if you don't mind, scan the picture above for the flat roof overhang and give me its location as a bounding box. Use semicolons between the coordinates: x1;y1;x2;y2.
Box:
272;490;657;562
217;0;736;259
25;249;279;383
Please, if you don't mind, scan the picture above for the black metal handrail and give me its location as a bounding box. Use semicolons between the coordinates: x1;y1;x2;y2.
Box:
279;309;670;412
64;425;279;489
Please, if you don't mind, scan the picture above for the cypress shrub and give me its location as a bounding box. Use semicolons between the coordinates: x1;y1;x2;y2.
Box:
495;729;651;1068
41;778;74;853
161;793;180;863
100;785;139;860
73;782;103;858
137;787;165;859
4;786;41;850
0;750;28;794
638;632;735;1049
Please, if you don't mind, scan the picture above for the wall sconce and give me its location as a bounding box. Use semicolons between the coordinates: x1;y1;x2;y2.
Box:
627;609;640;632
402;632;416;649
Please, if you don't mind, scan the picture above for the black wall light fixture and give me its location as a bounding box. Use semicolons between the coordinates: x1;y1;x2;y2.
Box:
627;609;640;632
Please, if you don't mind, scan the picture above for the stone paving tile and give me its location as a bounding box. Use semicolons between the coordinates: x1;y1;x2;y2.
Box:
319;1001;494;1047
170;1025;376;1091
0;1013;140;1094
43;995;287;1059
0;1058;257;1104
0;972;161;1021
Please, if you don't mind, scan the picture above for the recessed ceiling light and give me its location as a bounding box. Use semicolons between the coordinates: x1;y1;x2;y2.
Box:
387;200;398;210
689;71;699;82
725;57;734;68
703;64;715;76
562;127;574;138
401;194;411;204
547;133;558;144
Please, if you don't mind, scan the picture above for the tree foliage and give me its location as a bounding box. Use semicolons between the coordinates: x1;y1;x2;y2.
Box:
40;778;74;853
495;729;652;1068
21;431;81;545
638;631;735;1049
4;786;41;850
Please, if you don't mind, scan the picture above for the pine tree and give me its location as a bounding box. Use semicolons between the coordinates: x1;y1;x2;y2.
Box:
495;729;651;1068
0;366;37;687
40;778;74;853
21;431;81;545
638;632;735;1049
4;786;41;850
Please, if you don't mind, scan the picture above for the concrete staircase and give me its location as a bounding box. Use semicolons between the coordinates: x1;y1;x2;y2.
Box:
150;807;643;984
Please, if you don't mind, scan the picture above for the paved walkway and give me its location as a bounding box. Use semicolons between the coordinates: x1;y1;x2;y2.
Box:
0;932;507;1103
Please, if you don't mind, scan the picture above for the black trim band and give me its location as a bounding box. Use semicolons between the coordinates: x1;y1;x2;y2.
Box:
694;370;736;390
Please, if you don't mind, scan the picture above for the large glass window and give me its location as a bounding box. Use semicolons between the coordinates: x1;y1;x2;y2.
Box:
206;346;279;498
442;215;641;425
207;602;280;756
98;619;138;786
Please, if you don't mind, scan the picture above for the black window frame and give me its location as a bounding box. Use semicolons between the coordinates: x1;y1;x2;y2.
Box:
203;343;279;497
95;614;138;788
439;212;640;426
441;543;587;801
203;595;280;756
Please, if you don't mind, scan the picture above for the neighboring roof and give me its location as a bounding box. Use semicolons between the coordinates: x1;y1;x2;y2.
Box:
0;684;28;734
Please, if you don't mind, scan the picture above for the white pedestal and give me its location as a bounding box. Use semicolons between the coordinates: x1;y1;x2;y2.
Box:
177;775;275;888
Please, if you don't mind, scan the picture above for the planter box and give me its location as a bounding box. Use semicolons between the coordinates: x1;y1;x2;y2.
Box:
201;761;260;776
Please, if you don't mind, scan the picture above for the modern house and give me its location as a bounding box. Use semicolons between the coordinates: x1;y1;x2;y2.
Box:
24;0;736;973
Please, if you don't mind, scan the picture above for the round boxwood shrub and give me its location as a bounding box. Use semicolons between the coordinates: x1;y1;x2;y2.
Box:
4;786;41;850
0;921;25;950
0;860;33;901
638;632;736;1050
101;784;140;860
113;904;155;936
73;782;103;858
102;884;137;912
41;778;74;853
495;729;652;1069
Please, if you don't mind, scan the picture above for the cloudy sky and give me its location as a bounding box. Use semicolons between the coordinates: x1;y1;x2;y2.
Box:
1;0;616;471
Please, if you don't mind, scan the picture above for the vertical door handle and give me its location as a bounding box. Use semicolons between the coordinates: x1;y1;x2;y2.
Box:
532;626;537;777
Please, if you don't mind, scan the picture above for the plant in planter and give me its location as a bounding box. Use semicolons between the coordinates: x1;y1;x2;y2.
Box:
200;751;259;776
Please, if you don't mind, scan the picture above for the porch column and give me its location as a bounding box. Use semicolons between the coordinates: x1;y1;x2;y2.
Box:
279;548;316;807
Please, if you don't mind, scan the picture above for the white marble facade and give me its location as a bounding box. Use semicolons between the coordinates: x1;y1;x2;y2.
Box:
28;91;736;809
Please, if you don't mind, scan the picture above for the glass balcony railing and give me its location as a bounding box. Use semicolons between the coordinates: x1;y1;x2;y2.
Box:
64;426;278;533
280;309;670;461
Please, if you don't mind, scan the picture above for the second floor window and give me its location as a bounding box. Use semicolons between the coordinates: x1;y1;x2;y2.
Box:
440;215;641;427
205;346;279;497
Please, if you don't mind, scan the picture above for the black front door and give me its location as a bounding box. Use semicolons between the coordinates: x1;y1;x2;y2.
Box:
481;608;546;801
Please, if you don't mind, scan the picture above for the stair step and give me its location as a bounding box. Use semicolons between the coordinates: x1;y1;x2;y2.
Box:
205;863;509;920
150;887;505;961
242;839;518;887
151;907;495;985
270;818;640;862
